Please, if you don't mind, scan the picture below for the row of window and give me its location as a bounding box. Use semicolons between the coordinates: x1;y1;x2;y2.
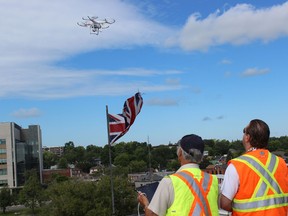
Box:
0;149;6;154
0;159;7;164
0;179;8;186
0;169;7;175
0;141;8;179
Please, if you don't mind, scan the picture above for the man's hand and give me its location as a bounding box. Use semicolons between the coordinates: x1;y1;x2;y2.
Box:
137;192;158;216
137;192;149;209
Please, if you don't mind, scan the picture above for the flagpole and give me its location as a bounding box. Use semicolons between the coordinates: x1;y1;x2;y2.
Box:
148;136;152;181
106;105;115;215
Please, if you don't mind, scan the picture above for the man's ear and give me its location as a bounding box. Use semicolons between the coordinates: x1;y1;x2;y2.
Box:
244;133;251;145
179;149;182;157
177;147;182;158
246;134;251;142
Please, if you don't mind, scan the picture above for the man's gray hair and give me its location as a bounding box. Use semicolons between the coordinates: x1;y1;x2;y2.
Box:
177;146;203;164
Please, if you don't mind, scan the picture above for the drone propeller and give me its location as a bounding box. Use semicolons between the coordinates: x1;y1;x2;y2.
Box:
77;22;89;27
89;16;98;20
104;18;115;24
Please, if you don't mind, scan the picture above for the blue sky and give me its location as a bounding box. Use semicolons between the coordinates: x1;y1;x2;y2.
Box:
1;0;288;147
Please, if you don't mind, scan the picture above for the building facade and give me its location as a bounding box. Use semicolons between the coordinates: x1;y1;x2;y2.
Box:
42;146;64;157
0;122;43;188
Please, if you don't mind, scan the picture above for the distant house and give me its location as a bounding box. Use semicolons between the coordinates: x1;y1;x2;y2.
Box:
128;173;144;184
218;154;227;164
71;168;83;178
89;164;104;175
42;168;72;183
203;164;227;175
272;151;288;166
272;150;286;158
130;171;174;188
43;146;64;157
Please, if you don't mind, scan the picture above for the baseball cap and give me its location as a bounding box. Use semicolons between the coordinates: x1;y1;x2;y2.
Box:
179;134;204;154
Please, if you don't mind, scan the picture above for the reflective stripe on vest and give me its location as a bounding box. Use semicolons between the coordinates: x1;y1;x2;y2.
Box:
255;153;278;197
233;195;288;211
232;153;288;212
173;170;212;215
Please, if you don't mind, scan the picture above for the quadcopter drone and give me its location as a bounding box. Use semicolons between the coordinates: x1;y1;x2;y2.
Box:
77;16;115;35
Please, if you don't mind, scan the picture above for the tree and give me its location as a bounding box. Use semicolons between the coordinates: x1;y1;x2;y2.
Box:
51;173;70;183
64;141;75;152
57;157;68;169
85;145;102;164
76;161;93;173
63;141;78;164
134;145;149;162
214;139;230;155
229;140;244;151
19;170;44;215
74;146;86;162
96;175;137;216
100;145;112;166
114;153;130;167
47;180;98;216
129;160;147;173
43;151;58;169
151;145;176;170
199;157;212;169
166;159;180;171
0;186;12;213
46;176;136;216
204;139;215;149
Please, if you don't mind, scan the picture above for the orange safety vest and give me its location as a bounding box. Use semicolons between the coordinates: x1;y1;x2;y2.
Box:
229;149;288;216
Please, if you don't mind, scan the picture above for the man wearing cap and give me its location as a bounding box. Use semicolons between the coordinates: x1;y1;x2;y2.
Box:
220;119;288;215
138;134;219;216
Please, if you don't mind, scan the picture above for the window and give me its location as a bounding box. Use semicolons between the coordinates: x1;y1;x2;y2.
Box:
0;179;8;187
0;159;7;164
0;169;7;175
0;149;6;154
0;139;6;145
0;179;8;186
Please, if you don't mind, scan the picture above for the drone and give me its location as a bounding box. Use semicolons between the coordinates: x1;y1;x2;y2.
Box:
77;16;115;35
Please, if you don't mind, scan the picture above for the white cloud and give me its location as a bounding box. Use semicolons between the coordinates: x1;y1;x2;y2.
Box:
0;0;177;99
146;98;179;106
202;116;224;121
0;0;285;100
220;59;232;64
241;67;270;77
11;108;41;118
165;78;181;85
0;66;184;99
175;2;288;51
0;0;173;64
224;71;232;77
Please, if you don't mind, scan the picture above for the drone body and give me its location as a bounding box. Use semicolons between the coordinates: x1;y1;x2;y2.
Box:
77;16;115;35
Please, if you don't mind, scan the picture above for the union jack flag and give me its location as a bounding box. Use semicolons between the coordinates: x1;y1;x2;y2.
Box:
108;92;143;144
108;114;126;144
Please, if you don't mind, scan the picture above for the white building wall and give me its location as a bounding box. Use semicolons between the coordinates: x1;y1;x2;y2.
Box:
0;122;42;188
0;122;20;187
